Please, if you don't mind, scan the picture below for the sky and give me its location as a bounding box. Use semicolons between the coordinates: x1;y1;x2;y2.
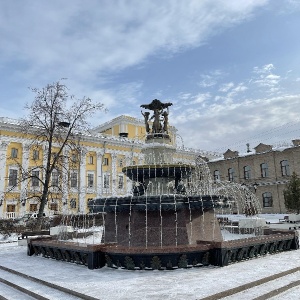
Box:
1;0;300;153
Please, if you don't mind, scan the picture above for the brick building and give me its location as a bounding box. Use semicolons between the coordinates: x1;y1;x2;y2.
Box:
207;140;300;214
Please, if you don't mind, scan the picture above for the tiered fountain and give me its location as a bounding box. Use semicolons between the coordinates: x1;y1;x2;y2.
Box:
95;99;224;249
27;100;298;270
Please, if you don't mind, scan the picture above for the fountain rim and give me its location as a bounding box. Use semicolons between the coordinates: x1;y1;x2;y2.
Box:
122;163;195;171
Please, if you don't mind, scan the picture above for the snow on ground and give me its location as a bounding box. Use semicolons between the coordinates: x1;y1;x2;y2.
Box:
0;242;300;300
1;214;300;299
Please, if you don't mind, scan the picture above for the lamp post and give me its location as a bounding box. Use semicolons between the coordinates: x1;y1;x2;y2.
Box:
241;182;259;193
253;182;259;193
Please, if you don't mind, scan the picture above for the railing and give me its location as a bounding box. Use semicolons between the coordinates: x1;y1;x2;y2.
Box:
5;212;16;219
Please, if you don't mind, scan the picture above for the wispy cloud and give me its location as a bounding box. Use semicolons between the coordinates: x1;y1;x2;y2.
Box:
173;94;300;152
171;61;300;151
219;82;235;92
0;1;269;111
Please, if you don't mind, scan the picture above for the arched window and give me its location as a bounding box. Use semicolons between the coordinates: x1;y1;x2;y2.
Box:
280;160;290;176
228;168;234;182
213;170;220;182
260;163;268;178
243;166;251;180
262;192;272;207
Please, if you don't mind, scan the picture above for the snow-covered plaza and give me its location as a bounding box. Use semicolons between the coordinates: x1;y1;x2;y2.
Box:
1;215;300;300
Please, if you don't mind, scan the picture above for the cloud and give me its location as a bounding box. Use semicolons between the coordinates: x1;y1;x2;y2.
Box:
0;1;269;75
219;82;235;92
171;61;300;152
191;93;211;104
253;64;275;74
0;0;271;121
198;70;226;88
0;1;269;81
250;64;282;95
172;94;300;152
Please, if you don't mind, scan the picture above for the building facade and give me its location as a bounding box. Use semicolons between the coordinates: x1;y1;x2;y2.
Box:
207;140;300;214
0;115;215;219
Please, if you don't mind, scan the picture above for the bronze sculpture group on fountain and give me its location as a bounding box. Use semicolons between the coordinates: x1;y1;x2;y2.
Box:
141;99;172;137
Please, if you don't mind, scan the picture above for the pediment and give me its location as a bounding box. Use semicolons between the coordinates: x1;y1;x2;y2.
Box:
254;143;272;153
223;149;239;159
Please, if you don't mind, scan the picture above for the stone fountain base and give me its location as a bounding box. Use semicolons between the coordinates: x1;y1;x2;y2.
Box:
27;229;298;270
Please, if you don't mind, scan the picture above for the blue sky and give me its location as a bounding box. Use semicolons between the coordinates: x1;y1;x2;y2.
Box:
1;0;300;153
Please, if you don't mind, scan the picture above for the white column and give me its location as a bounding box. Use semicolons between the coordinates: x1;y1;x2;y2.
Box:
111;152;117;196
61;150;69;214
0;141;8;218
138;154;144;165
125;154;133;195
0;141;8;193
20;143;30;215
96;150;104;198
78;149;87;213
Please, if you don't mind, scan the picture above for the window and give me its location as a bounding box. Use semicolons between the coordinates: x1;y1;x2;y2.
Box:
213;170;220;182
6;204;16;213
281;160;290;176
118;175;124;189
52;170;59;187
11;148;18;158
228;168;234;182
88;155;94;164
104;174;110;188
31;170;40;187
49;202;58;211
71;154;78;162
103;157;109;166
29;204;38;212
8;169;18;186
118;158;123;167
262;192;272;207
87;198;94;207
33;150;39;160
244;166;251;180
70;172;78;188
70;198;77;209
87;173;94;188
260;163;268;178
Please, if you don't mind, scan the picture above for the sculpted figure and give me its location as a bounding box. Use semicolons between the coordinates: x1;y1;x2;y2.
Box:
141;111;150;133
150;108;162;133
162;109;169;133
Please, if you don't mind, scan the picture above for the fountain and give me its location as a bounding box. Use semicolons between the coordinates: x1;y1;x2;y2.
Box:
27;100;299;270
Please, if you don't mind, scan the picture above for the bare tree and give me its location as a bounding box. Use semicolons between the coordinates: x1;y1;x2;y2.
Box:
13;80;105;228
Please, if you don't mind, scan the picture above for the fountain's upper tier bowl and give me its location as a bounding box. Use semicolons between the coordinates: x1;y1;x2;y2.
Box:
89;194;228;213
122;164;195;181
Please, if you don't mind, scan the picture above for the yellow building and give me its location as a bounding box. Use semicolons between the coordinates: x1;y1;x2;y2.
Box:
0;115;216;219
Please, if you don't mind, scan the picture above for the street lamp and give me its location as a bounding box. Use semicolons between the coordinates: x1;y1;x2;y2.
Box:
253;182;259;192
241;182;259;193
